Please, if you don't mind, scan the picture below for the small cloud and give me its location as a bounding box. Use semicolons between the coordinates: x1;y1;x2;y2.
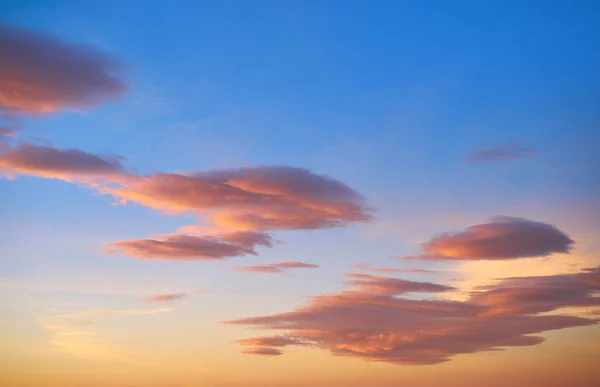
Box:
241;347;283;356
0;143;131;182
236;260;319;274
141;293;188;303
468;142;538;164
105;231;273;261
407;216;573;261
351;263;437;274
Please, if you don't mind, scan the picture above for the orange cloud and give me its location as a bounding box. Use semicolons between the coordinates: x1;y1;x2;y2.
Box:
468;142;538;164
224;266;599;365
407;216;573;261
241;347;283;356
351;263;437;274
101;166;372;231
236;261;319;274
0;23;126;115
0;143;130;182
105;231;273;260
237;336;301;347
141;293;188;303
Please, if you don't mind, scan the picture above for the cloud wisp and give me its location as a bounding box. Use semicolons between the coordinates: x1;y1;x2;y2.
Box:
406;216;574;261
0;23;127;115
225;266;600;365
141;293;189;303
0;143;132;182
468;142;538;164
351;264;437;274
236;261;319;274
105;231;274;261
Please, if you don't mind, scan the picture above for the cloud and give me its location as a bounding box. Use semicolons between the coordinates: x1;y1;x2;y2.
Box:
342;273;455;296
468;142;538;164
0;126;15;137
236;260;319;274
407;216;574;261
0;143;130;182
105;231;273;260
0;23;127;115
351;264;437;274
241;347;283;356
224;266;599;365
237;336;301;347
100;166;372;231
141;293;188;303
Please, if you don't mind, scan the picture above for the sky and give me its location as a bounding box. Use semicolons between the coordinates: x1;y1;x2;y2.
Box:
1;1;599;386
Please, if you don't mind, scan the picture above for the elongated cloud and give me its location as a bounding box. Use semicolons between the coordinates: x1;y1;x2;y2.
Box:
105;231;273;260
242;347;283;356
407;217;574;261
351;264;437;274
141;293;188;303
237;336;301;347
237;260;319;274
0;143;129;182
0;23;127;115
101;166;372;231
468;142;538;164
225;266;599;365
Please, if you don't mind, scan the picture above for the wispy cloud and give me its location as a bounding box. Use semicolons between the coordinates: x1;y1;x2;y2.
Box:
468;142;538;164
241;347;283;356
141;293;189;303
236;261;319;274
0;143;132;182
351;263;437;274
105;231;273;261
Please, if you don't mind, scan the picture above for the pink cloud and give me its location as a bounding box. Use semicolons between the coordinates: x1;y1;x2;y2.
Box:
351;264;437;274
141;293;188;303
0;23;127;115
104;231;273;260
100;166;372;231
407;216;573;261
0;143;130;182
237;336;301;347
224;266;599;365
468;142;538;164
236;260;319;274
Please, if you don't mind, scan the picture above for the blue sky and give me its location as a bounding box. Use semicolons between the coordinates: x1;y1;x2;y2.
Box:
1;2;599;386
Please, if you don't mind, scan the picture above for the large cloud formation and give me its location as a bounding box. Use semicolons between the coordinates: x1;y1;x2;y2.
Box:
237;261;319;274
468;142;538;164
0;143;130;182
101;166;372;231
407;217;574;261
105;231;273;261
225;266;600;365
0;23;127;115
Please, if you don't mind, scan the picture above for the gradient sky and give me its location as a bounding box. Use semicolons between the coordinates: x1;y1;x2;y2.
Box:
1;1;599;386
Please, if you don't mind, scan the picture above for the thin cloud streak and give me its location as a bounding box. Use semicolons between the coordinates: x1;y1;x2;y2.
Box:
237;261;319;274
468;142;538;164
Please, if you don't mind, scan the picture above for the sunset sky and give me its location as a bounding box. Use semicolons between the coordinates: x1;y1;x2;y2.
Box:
1;1;599;386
